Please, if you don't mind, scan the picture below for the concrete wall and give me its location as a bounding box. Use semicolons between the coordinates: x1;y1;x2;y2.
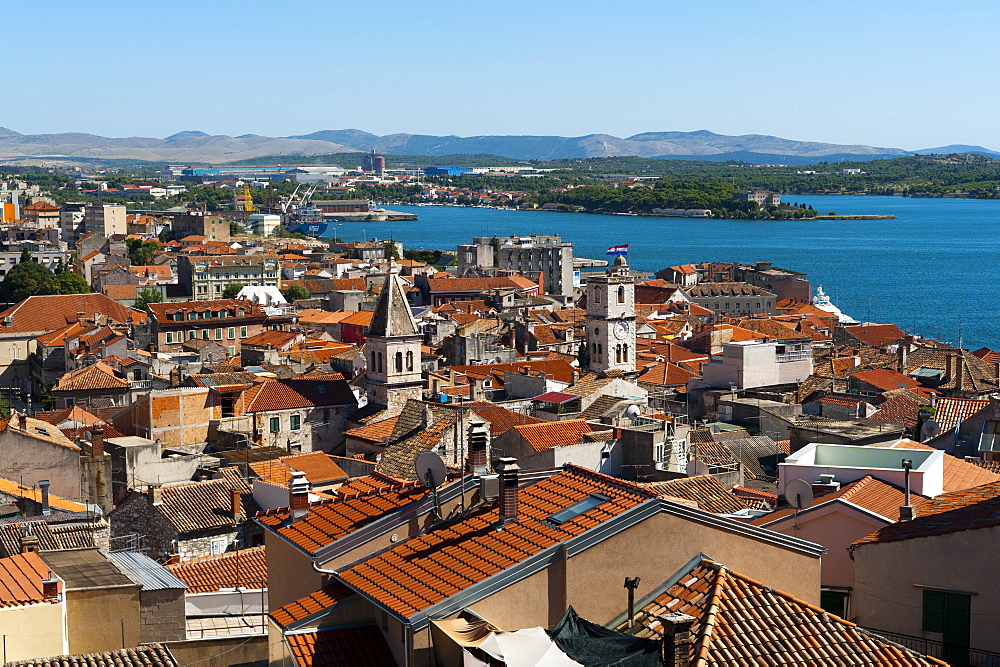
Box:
0;429;81;502
163;634;267;667
66;586;141;654
853;525;1000;653
0;602;66;663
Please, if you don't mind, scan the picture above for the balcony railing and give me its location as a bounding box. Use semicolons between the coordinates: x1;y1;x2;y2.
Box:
860;626;1000;667
130;380;152;390
776;351;811;362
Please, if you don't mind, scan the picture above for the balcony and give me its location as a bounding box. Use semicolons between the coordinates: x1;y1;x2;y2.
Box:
130;380;152;391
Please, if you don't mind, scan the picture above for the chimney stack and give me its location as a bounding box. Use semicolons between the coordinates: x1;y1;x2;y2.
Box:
148;485;163;506
497;457;520;523
658;613;696;667
41;571;60;601
812;474;840;495
20;529;39;553
17;412;26;430
231;487;244;522
289;471;310;522
466;418;489;476
91;426;105;457
38;480;51;516
899;459;915;521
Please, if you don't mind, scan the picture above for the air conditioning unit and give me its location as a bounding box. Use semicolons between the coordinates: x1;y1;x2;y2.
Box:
256;428;265;435
479;474;499;501
654;461;671;472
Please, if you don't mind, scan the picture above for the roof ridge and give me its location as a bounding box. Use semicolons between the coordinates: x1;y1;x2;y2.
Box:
694;564;728;664
561;463;659;499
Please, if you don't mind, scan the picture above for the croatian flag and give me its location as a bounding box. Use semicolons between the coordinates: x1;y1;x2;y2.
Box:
606;244;629;256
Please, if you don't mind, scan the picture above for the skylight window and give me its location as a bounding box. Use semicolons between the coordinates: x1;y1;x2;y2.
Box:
546;493;612;525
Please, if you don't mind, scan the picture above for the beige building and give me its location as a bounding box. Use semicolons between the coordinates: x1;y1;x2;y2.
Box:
83;203;127;237
178;254;280;300
0;552;66;663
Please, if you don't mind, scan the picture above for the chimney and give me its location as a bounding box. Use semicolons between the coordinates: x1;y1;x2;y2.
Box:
466;418;489;476
169;368;180;387
658;612;696;667
17;412;26;430
289;471;310;522
812;474;840;495
148;484;163;506
899;459;915;521
41;571;60;601
497;457;520;523
38;480;51;516
956;354;965;392
945;353;954;384
91;426;105;457
231;487;244;522
20;529;39;554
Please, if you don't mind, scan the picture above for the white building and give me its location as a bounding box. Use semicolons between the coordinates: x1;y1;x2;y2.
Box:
247;214;282;237
778;442;944;497
698;339;813;390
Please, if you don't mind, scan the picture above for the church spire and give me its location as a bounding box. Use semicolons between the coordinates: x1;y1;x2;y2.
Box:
368;269;417;338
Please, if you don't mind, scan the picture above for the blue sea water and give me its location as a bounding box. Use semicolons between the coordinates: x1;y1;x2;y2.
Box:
333;196;1000;349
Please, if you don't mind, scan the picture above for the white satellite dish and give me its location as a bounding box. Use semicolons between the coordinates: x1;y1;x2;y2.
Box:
920;419;941;440
709;424;721;434
686;460;709;477
415;451;446;489
624;404;641;419
785;479;814;510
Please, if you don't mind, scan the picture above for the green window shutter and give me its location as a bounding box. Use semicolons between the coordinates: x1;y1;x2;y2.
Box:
269;417;280;433
944;593;971;642
923;589;945;632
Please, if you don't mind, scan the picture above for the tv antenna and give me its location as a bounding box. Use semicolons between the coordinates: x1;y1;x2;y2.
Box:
415;451;446;521
784;478;814;535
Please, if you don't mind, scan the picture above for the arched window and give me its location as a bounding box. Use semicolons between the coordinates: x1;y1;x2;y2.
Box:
594;327;600;335
395;351;403;373
595;290;601;303
593;342;598;354
618;286;625;303
597;344;602;360
376;352;383;374
615;344;622;363
406;350;414;371
622;344;628;362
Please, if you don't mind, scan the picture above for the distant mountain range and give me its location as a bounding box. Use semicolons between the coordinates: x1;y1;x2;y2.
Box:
0;127;996;165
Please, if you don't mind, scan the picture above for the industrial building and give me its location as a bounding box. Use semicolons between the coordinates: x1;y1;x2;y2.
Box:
457;234;577;297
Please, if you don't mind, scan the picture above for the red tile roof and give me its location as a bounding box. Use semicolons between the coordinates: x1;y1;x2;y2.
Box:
843;323;906;347
344;416;399;443
866;394;922;429
640;475;751;514
463;402;546;435
852;368;926;393
167;546;267;593
339;465;656;619
250;452;348;487
512;419;594;452
284;623;395;667
617;558;944;665
753;475;930;526
257;477;426;555
0;552;55;608
52;361;129;392
141;476;258;534
932;396;989;431
270;580;357;627
240;378;356;413
0;294;137;333
448;359;576;384
891;440;1000;492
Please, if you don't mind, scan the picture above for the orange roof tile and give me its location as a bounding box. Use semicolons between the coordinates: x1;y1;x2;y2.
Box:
891;440;1000;492
640;475;750;514
344;416;399;443
0;294;136;333
167;546;266;593
752;475;930;526
284;623;395;666
339;466;656;619
52;362;129;392
250;452;348;487
270;580;357;627
0;552;56;609
239;377;356;413
511;419;594;452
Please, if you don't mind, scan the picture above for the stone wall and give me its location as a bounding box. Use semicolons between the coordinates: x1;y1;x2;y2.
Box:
140;587;187;642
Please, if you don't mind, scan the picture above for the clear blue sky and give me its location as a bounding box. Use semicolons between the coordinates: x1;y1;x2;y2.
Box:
12;0;999;149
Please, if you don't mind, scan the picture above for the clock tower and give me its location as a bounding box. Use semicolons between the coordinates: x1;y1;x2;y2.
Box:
585;254;636;373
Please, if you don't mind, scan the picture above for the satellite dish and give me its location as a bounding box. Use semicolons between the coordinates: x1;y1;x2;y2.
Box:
920;419;941;440
709;424;721;434
415;452;446;488
624;404;641;419
686;460;709;477
785;479;814;510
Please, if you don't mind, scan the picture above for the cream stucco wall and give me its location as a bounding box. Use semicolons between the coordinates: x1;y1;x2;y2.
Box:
66;587;141;654
0;601;66;663
853;525;1000;653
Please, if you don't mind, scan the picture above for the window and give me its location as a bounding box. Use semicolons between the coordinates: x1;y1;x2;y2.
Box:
189;330;197;339
594;290;600;303
269;416;280;433
166;332;174;344
290;414;301;431
228;327;236;339
202;329;210;340
395;351;403;373
922;589;971;665
820;590;849;618
240;326;248;338
214;328;223;340
546;494;611;525
228;346;236;356
210;537;227;556
618;286;625;303
406;350;414;371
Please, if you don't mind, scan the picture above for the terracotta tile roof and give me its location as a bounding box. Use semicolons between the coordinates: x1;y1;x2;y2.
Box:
147;299;266;322
296;309;356;325
636;360;699;387
6;644;178;667
5;416;80;450
270;580;357;627
843;323;907;347
511;419;594;453
242;329;301;348
972;346;1000;364
344;416;399;443
338;310;374;327
866;393;922;429
284;623;395;667
854;479;1000;547
733;486;777;501
339;466;657;619
52;361;129;392
376;418;455;480
0;551;54;609
250;452;349;487
464;402;546;435
167;546;266;593
932;396;989;431
427;276;537;293
616;558;944;665
138;477;258;535
258;476;426;555
891;439;1000;492
0;294;136;333
753;476;931;527
640;475;751;514
103;284;138;301
852;368;926;393
240;377;356;412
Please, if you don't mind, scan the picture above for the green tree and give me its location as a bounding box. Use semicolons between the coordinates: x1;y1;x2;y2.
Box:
0;253;55;303
281;284;310;302
383;241;400;260
46;270;90;295
134;287;163;310
222;283;245;299
230;220;243;236
126;238;160;266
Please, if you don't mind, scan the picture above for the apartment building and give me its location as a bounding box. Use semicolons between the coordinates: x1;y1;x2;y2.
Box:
457;234;576;296
177;253;280;300
83;203;127;237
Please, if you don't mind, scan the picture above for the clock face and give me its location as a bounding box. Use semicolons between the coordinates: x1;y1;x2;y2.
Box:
614;321;628;340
